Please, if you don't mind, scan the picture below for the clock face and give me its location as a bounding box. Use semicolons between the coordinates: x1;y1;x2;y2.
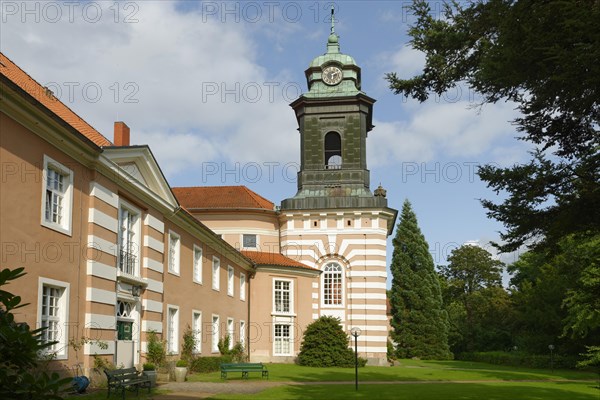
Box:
322;65;342;85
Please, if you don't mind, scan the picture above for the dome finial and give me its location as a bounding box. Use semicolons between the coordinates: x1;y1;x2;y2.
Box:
330;4;335;34
326;4;340;52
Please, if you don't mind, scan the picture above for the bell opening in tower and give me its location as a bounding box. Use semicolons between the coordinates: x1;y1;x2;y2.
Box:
324;131;342;169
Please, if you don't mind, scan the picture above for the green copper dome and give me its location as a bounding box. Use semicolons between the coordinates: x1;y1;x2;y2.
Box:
301;8;363;97
308;33;358;68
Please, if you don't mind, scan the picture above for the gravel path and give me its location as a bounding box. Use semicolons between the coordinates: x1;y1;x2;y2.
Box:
153;381;285;399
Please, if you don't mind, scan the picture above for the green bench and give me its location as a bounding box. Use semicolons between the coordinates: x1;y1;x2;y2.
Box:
104;367;150;399
220;362;269;380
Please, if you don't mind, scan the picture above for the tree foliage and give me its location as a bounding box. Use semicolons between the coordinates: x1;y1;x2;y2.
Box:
390;200;451;360
297;316;363;367
440;245;511;353
0;267;71;399
387;0;600;252
508;251;567;353
508;234;600;354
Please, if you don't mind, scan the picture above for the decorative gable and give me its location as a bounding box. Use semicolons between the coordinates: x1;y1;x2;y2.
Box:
101;146;178;209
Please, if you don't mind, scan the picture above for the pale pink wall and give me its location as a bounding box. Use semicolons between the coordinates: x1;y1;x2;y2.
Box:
1;111;94;371
248;268;318;362
189;212;280;253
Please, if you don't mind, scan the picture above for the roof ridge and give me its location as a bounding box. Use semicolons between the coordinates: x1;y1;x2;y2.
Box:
172;186;274;210
241;186;274;209
0;52;112;147
240;250;319;271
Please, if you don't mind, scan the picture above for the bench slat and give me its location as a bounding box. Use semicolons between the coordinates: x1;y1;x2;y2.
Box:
220;362;268;380
105;367;151;399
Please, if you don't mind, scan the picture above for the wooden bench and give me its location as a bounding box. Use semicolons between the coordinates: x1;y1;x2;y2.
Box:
220;363;269;380
105;367;151;399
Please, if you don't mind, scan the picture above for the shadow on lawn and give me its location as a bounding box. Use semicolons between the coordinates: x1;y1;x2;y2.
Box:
224;382;600;400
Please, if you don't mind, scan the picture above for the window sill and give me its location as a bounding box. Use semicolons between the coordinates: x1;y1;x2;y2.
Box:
42;350;68;360
117;271;148;287
271;312;297;317
41;220;72;236
167;270;180;277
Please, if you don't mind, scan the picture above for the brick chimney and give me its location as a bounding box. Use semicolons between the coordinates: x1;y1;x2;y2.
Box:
114;121;130;146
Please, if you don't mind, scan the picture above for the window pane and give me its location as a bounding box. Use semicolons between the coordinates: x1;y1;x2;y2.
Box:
323;263;342;305
243;234;257;248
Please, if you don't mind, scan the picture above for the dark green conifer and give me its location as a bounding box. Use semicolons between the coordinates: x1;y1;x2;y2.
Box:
390;200;452;359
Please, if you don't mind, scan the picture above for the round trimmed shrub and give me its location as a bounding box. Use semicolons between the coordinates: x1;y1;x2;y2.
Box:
297;316;361;367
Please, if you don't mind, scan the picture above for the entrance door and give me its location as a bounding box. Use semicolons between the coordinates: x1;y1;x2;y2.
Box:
115;300;138;368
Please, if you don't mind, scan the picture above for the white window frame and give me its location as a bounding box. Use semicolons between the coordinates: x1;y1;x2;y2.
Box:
37;277;70;359
117;200;141;277
167;305;179;354
227;318;234;350
212;256;220;291
41;155;74;236
192;310;202;354
239;320;246;347
211;314;220;353
273;278;293;315
240;273;246;301
168;231;180;275
321;262;344;308
227;265;234;297
241;233;258;249
193;244;203;284
273;323;292;356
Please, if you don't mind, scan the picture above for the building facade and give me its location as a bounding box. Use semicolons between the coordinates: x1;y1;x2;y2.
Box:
0;54;254;375
175;29;396;365
0;24;395;374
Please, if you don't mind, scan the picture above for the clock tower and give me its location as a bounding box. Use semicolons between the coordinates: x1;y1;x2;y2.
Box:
279;13;397;365
282;21;382;210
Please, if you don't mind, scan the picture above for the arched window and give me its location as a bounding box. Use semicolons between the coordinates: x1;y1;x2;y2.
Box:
322;262;343;305
324;132;342;169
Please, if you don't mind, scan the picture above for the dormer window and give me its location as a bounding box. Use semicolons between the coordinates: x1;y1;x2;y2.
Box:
324;131;342;169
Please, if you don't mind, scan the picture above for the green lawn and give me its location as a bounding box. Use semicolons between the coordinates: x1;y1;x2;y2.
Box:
73;360;598;400
206;382;599;400
187;359;597;383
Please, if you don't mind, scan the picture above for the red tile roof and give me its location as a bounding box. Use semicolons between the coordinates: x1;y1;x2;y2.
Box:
0;52;112;147
241;251;319;271
172;186;275;210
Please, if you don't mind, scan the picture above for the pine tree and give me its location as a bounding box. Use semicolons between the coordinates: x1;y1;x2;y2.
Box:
390;200;452;359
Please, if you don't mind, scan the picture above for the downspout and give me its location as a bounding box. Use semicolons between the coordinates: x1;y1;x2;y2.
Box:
247;264;256;361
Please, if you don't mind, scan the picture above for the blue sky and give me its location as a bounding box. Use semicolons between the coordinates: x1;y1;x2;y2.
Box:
1;1;529;272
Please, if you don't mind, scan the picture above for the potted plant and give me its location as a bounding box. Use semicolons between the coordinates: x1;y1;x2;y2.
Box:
174;359;188;382
142;363;156;388
146;330;168;382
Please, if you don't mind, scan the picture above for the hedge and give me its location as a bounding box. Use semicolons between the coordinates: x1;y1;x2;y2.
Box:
456;351;579;369
189;355;233;373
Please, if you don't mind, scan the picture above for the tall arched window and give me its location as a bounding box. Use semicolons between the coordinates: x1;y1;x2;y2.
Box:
324;132;342;169
322;262;343;305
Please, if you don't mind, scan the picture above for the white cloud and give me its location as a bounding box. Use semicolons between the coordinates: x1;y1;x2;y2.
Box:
2;1;300;180
143;130;219;178
386;46;426;77
369;100;519;167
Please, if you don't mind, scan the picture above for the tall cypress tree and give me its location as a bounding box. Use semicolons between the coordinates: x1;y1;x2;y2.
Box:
390;200;451;359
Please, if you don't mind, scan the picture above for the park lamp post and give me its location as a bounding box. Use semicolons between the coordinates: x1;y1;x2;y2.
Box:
548;344;555;373
350;327;361;391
